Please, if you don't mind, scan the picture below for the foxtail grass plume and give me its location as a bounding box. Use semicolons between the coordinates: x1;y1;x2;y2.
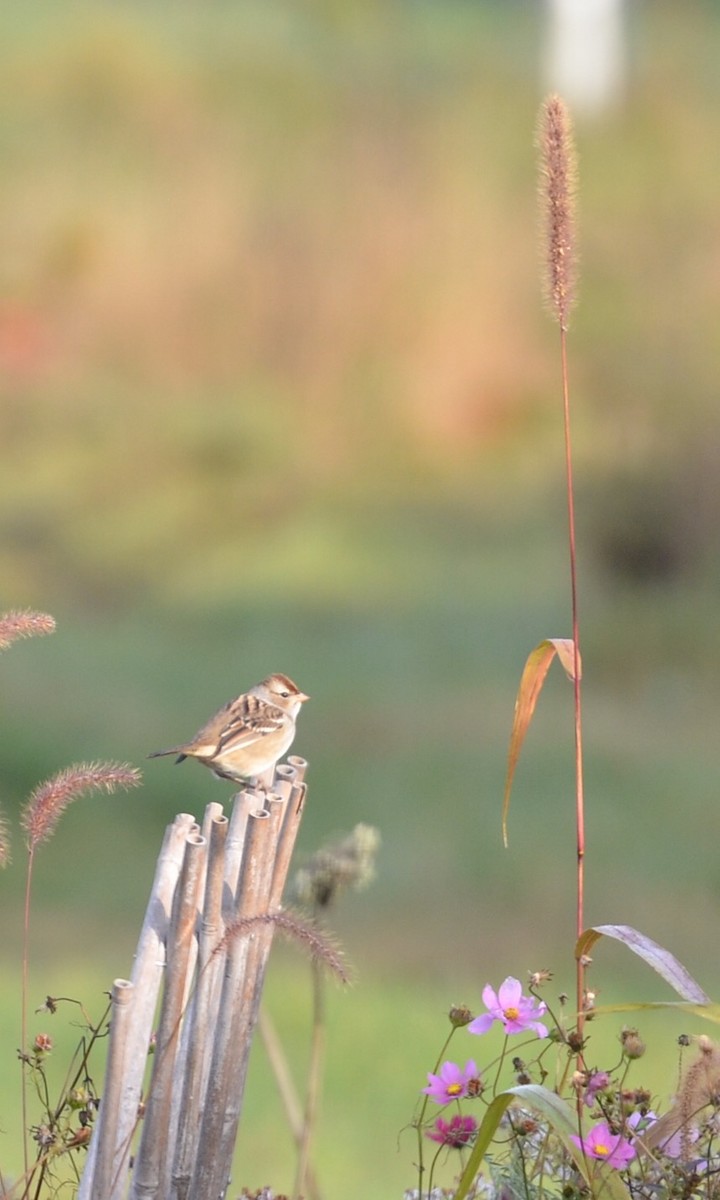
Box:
0;610;56;650
218;909;350;984
21;761;141;850
638;1035;720;1158
537;95;578;330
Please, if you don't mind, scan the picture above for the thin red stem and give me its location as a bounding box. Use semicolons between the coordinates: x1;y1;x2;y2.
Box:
21;849;34;1185
560;327;585;1039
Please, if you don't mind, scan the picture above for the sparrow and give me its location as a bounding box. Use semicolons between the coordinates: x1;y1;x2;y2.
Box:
148;673;309;785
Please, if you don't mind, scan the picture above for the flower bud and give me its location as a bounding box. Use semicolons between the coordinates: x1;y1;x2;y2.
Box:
621;1027;646;1060
448;1004;473;1028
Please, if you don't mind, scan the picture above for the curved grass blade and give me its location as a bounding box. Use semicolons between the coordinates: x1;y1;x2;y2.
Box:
576;924;711;1004
454;1084;592;1200
502;638;580;846
592;1001;720;1024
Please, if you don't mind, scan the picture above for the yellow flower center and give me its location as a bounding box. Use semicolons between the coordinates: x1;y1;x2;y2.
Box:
504;1006;520;1020
595;1142;609;1158
447;1083;462;1096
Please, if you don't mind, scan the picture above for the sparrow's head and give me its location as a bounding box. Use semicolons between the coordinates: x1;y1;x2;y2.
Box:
254;673;310;715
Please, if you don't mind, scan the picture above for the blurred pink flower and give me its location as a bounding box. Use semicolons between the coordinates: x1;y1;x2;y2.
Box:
584;1070;610;1106
468;977;548;1038
422;1060;480;1104
571;1121;635;1167
426;1114;477;1148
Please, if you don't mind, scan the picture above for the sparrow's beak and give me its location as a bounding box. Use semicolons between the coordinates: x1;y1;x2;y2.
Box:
298;692;310;703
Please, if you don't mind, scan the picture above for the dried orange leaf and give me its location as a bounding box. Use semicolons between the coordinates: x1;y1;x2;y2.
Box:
502;638;580;847
576;924;711;1004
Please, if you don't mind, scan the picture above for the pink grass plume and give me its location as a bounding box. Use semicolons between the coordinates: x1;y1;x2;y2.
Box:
21;761;141;850
537;94;578;331
0;609;56;650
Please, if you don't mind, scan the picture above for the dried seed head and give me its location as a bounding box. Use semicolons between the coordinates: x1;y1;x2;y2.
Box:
218;908;351;984
0;610;56;650
291;823;380;910
528;968;553;987
621;1026;646;1060
21;761;141;850
448;1004;473;1028
537;94;578;330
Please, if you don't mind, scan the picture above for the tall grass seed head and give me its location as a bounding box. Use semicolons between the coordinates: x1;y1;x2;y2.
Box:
537;94;578;331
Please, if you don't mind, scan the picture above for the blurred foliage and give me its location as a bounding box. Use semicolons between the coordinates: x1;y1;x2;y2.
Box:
0;1;717;609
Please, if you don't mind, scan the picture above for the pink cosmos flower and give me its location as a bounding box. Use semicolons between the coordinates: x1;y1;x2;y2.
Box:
468;977;548;1038
571;1121;636;1167
422;1059;480;1104
426;1114;478;1148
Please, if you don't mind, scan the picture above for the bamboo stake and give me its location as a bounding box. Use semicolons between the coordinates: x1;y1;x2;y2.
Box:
82;764;307;1200
88;979;134;1200
187;805;281;1200
170;811;229;1200
286;755;308;784
223;789;256;903
130;832;206;1199
168;805;226;1170
270;781;306;908
79;812;196;1200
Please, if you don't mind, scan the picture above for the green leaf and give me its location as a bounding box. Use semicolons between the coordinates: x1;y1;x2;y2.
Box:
576;924;711;1004
453;1084;634;1200
454;1084;591;1200
502;638;580;847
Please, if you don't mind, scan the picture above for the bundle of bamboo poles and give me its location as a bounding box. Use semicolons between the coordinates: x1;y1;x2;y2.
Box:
77;757;308;1200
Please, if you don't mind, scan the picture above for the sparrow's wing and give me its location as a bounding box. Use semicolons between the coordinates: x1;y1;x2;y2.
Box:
178;694;285;757
216;694;286;751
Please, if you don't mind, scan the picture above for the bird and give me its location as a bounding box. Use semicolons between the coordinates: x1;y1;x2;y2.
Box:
148;673;309;786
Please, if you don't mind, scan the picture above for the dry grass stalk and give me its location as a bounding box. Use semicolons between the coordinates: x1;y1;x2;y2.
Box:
130;833;206;1199
0;809;11;868
258;1009;322;1200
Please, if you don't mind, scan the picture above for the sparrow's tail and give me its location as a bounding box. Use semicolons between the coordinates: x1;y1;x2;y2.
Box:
148;748;188;764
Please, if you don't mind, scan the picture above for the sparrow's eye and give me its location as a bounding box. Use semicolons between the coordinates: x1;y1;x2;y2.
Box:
280;690;290;698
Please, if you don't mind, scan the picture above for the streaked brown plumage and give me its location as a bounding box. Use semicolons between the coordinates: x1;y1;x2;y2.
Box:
149;673;309;784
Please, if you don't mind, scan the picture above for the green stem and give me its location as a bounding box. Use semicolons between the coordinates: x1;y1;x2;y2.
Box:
415;1026;458;1196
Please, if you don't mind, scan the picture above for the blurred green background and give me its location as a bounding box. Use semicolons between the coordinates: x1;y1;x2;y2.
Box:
2;1;720;1194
